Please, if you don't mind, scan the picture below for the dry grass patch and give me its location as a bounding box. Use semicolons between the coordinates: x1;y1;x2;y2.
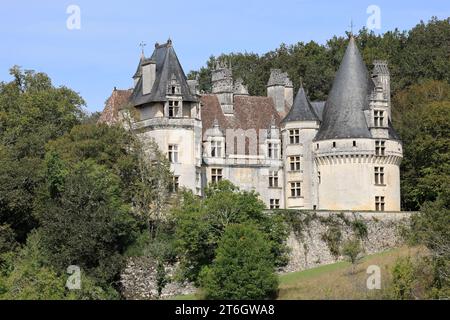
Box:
278;246;427;300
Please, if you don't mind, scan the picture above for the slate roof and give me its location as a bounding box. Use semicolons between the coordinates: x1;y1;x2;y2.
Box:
282;85;320;123
314;37;372;141
131;40;197;106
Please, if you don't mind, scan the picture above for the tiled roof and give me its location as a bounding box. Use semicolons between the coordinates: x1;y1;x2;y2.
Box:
201;94;281;144
98;89;132;125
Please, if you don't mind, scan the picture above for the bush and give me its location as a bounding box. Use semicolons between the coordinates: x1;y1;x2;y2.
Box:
389;257;416;300
341;238;364;274
200;224;278;300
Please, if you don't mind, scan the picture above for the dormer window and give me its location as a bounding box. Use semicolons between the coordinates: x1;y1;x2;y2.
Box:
211;140;222;158
268;143;279;159
168;100;179;118
374;110;385;127
171;86;176;94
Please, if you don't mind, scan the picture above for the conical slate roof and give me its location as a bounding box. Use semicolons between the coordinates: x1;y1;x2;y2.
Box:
314;37;371;141
132;40;197;106
282;85;320;123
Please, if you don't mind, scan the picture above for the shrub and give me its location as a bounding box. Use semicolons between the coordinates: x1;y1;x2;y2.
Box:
200;224;278;300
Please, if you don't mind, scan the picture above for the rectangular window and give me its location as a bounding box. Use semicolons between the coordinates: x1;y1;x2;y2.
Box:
289;156;301;171
374;110;385;127
375;140;386;156
289;129;300;144
269;199;280;209
170;176;179;193
168;100;179;118
290;182;301;197
269;171;279;188
211;168;223;183
374;167;385;185
268;143;279;159
168;144;178;163
375;196;385;211
211;141;222;158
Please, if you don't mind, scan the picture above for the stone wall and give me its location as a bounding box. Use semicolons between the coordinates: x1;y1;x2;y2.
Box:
120;210;412;299
281;210;412;273
120;257;195;300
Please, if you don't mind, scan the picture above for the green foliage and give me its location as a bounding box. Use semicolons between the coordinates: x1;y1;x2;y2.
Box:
392;80;450;210
0;232;70;300
0;224;17;254
0;67;84;241
351;219;368;240
36;160;138;284
341;238;364;274
200;224;278;300
189;18;450;101
389;257;416;300
409;193;450;293
175;180;289;283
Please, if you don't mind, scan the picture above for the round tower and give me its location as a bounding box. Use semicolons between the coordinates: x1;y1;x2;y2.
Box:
313;37;402;211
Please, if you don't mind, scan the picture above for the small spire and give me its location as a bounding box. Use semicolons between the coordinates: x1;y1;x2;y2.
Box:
167;37;172;46
299;76;304;88
139;41;146;58
348;19;354;38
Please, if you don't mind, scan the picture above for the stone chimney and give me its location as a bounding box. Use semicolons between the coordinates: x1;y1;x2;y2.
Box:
211;60;234;114
267;69;293;113
142;59;156;95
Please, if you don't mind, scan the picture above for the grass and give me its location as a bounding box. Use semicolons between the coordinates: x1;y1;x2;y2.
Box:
170;246;426;300
278;246;426;299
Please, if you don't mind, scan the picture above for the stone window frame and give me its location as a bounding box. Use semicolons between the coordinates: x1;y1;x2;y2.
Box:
374;109;385;127
268;170;279;188
267;142;279;160
211;168;223;183
374;166;385;185
289;156;301;171
289;129;300;144
168;100;181;118
269;199;280;209
168;144;179;163
210;140;222;158
375;140;386;156
170;176;179;193
375;196;385;211
290;181;301;198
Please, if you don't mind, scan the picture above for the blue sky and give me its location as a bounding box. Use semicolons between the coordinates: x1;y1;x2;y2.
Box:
0;0;448;113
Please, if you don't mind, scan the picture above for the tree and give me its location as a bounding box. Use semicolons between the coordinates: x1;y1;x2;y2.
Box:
0;67;84;242
200;224;278;300
392;80;450;210
36;160;138;284
174;180;289;283
341;238;364;274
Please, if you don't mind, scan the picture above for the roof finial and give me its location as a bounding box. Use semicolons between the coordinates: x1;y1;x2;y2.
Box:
299;76;304;88
348;19;354;37
167;37;172;46
139;41;146;58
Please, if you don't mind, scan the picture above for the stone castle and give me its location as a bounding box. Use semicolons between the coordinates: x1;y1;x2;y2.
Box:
99;36;403;211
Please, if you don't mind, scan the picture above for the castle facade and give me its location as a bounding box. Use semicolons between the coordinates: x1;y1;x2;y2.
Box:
99;37;403;211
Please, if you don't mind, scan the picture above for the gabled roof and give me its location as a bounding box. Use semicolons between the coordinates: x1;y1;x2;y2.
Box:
131;40;197;106
282;85;320;123
314;36;372;141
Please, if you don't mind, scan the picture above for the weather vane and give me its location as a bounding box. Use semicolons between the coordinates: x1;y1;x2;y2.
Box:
139;41;147;55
